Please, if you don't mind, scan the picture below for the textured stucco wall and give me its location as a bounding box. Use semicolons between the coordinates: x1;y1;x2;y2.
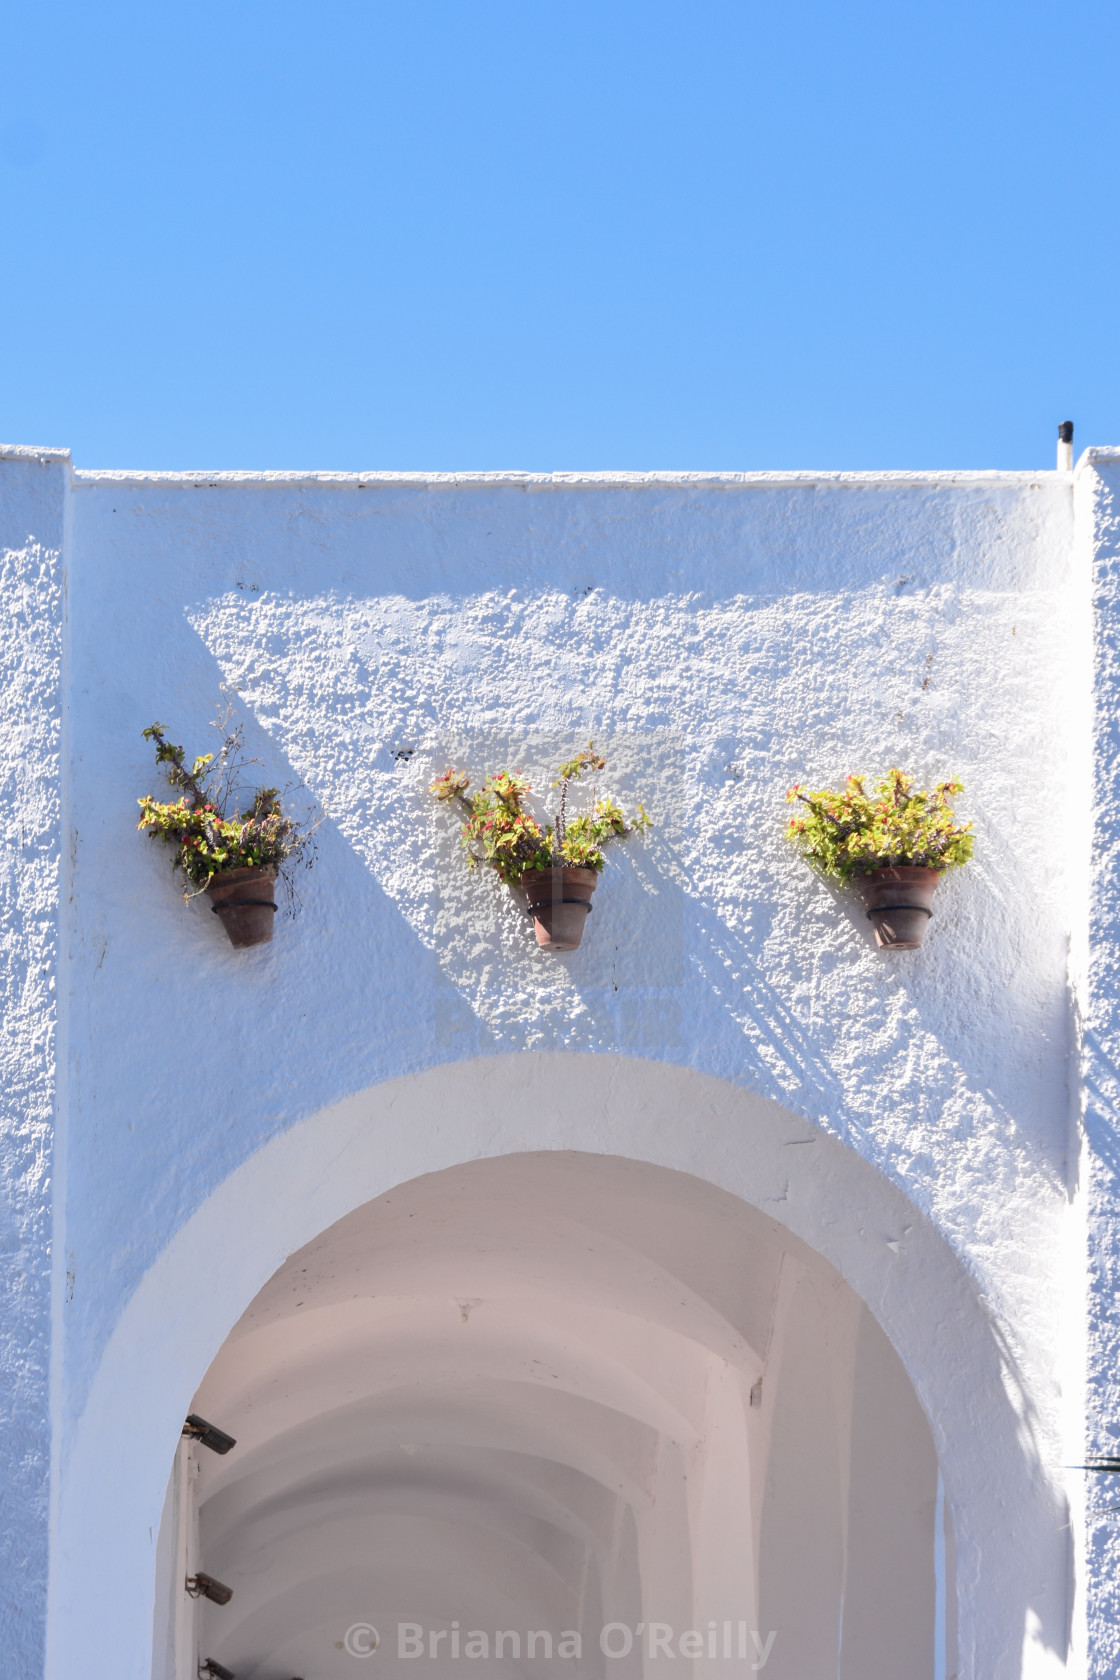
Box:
1081;450;1120;1680
0;450;65;1678
50;464;1082;1678
60;468;1080;1415
0;453;1098;1676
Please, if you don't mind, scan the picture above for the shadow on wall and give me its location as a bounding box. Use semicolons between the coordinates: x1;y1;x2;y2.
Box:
71;559;1076;1437
48;468;1083;1680
182;568;1073;1195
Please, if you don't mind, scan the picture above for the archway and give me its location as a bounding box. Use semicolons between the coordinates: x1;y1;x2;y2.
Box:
160;1152;943;1680
47;1055;1067;1680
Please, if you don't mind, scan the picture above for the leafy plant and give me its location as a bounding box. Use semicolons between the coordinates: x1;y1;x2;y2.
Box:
137;714;316;897
431;744;650;886
785;769;973;882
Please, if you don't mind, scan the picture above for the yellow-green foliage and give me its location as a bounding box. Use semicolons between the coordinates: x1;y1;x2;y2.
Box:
137;721;309;895
431;744;650;887
785;769;973;882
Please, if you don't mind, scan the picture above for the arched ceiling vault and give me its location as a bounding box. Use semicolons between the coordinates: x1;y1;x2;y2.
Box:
184;1152;936;1680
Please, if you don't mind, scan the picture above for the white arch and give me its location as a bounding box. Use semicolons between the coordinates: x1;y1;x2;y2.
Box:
47;1053;1068;1680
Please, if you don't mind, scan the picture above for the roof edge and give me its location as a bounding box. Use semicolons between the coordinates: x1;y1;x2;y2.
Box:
1;444;72;463
67;465;1066;490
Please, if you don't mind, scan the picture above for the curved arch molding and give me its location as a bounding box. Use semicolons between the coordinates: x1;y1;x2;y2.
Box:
49;1054;1068;1680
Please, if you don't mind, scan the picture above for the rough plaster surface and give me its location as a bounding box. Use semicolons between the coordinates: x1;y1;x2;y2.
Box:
64;472;1078;1412
1083;453;1120;1679
0;452;1105;1676
0;453;64;1677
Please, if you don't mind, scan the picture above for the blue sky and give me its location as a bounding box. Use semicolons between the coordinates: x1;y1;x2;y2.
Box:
1;1;1116;471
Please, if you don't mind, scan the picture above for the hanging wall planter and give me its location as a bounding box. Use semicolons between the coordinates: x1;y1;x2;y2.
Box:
785;770;972;951
205;864;280;949
853;864;941;950
137;717;317;949
521;865;599;952
432;745;649;954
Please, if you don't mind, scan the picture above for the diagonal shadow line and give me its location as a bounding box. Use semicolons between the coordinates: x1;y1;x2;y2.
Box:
186;606;1077;1203
685;901;852;1117
631;835;1081;1202
581;833;856;1126
1082;1033;1120;1187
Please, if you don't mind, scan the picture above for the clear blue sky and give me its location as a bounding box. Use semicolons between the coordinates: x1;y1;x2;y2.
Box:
1;2;1116;472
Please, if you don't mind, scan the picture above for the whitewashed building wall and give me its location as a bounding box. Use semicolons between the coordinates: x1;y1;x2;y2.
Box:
0;445;1116;1679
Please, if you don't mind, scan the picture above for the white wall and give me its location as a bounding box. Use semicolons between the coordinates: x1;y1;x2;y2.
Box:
55;1057;1058;1680
0;451;1096;1676
0;449;65;1679
1080;450;1120;1680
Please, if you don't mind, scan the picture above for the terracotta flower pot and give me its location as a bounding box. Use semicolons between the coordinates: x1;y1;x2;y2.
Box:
205;865;279;949
520;866;598;951
855;866;940;950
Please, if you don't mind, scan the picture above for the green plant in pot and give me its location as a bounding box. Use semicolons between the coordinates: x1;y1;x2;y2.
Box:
431;744;651;951
785;769;973;949
137;717;316;948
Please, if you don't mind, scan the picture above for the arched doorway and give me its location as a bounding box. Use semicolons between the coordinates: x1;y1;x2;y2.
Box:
156;1153;945;1680
49;1055;1064;1680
